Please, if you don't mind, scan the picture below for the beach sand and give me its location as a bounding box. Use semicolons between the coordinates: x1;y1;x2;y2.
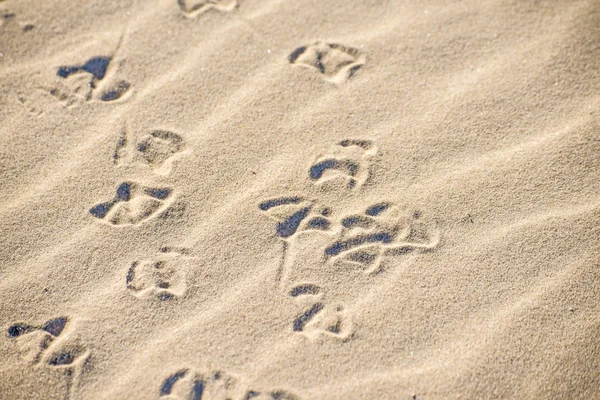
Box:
1;0;599;398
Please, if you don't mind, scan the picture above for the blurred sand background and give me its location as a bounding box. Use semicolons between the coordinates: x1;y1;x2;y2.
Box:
1;0;599;398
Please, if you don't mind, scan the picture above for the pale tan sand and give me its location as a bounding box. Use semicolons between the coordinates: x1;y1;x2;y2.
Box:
1;0;600;398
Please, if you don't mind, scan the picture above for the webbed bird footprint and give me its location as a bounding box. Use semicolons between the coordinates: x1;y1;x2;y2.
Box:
289;284;352;341
309;140;378;191
126;248;190;300
258;197;333;239
327;203;440;274
7;317;90;399
57;55;131;102
89;182;174;226
259;198;440;276
289;42;365;84
160;368;243;399
178;0;238;18
7;317;68;364
114;127;187;176
259;197;336;287
7;317;89;367
292;302;352;341
160;368;300;399
136;130;185;173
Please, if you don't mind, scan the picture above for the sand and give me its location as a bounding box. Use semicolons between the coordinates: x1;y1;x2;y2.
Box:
1;0;599;398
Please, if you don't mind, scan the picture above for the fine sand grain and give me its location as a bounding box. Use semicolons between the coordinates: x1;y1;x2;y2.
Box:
1;0;599;398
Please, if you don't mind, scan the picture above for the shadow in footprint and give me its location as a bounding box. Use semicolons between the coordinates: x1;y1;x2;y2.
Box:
326;203;440;274
159;368;241;399
293;303;324;332
309;159;359;183
89;182;174;226
259;197;336;287
137;130;184;170
259;197;303;211
48;352;75;366
290;284;321;297
309;140;378;190
291;302;351;341
325;232;393;257
365;202;390;217
126;251;188;300
101;81;131;102
178;0;238;18
42;317;68;337
277;207;312;238
7;324;35;338
57;56;131;102
160;367;302;399
7;317;89;400
57;57;111;81
160;369;189;396
289;42;365;84
114;126;186;174
7;317;68;341
259;197;334;239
